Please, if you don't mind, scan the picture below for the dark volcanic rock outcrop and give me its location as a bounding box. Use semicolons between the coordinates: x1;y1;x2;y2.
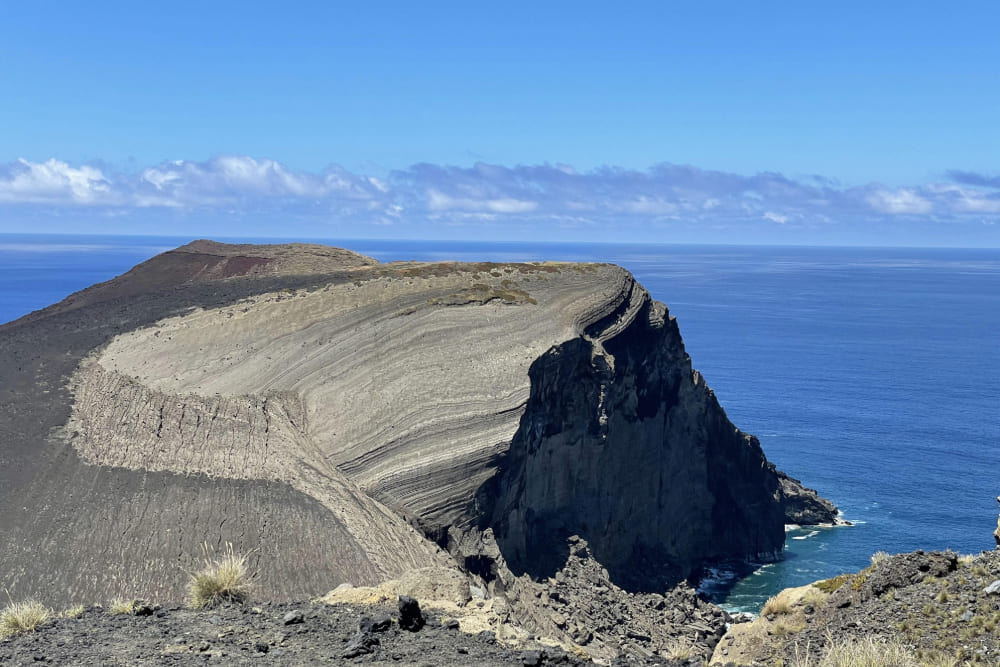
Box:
0;240;835;657
479;294;784;591
776;470;841;525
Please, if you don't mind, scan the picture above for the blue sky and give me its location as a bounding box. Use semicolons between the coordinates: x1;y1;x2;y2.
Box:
1;2;999;245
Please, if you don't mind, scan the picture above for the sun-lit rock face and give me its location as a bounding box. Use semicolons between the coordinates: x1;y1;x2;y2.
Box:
2;240;797;611
70;258;632;531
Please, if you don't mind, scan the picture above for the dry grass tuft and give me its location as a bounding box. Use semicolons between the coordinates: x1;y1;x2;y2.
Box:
789;635;973;667
956;553;976;567
870;550;891;566
186;542;252;609
918;653;962;667
970;564;989;577
772;619;806;637
60;604;86;619
663;643;694;661
0;599;51;639
791;635;921;666
762;594;795;616
800;586;828;608
109;598;138;615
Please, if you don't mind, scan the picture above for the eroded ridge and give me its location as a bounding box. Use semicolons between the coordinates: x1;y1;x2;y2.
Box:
67;261;637;541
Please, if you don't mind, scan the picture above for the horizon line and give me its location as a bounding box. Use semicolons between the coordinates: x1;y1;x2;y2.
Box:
0;231;998;252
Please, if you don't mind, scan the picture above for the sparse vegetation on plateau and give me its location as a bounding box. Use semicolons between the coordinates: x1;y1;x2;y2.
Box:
186;543;252;609
428;283;537;306
0;598;50;639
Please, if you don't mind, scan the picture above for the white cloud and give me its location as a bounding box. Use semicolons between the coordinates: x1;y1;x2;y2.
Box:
956;195;1000;213
2;156;999;234
865;188;933;215
926;184;1000;213
133;157;384;207
367;176;390;193
141;166;180;191
0;158;113;204
486;198;538;213
427;189;537;213
621;197;677;215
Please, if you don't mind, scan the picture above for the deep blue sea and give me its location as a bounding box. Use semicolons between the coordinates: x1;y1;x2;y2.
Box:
2;234;998;612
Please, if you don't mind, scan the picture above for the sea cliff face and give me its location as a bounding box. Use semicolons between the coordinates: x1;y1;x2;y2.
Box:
479;280;785;592
0;241;834;657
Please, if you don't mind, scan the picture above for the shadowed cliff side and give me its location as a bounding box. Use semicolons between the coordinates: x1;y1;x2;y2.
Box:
477;289;785;593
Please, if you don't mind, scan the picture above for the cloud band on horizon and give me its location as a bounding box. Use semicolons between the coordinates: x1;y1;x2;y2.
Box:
1;156;998;235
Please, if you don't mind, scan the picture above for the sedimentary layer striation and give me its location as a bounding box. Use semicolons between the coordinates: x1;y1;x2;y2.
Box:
0;241;831;629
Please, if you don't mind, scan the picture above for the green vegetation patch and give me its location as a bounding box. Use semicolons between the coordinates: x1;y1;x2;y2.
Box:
813;574;854;594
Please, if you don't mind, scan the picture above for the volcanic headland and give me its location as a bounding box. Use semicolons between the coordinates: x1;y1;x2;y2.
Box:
0;240;843;663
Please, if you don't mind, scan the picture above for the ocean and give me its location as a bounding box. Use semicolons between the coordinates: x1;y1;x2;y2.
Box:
2;234;998;613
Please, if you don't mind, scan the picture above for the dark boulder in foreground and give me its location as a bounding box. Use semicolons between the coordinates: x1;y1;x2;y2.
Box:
397;595;425;632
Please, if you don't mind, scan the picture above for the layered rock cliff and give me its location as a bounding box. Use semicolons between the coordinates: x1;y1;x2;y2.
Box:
0;241;834;649
476;291;785;591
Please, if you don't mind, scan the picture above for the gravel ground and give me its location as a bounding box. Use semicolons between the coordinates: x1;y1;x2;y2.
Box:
0;599;593;666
